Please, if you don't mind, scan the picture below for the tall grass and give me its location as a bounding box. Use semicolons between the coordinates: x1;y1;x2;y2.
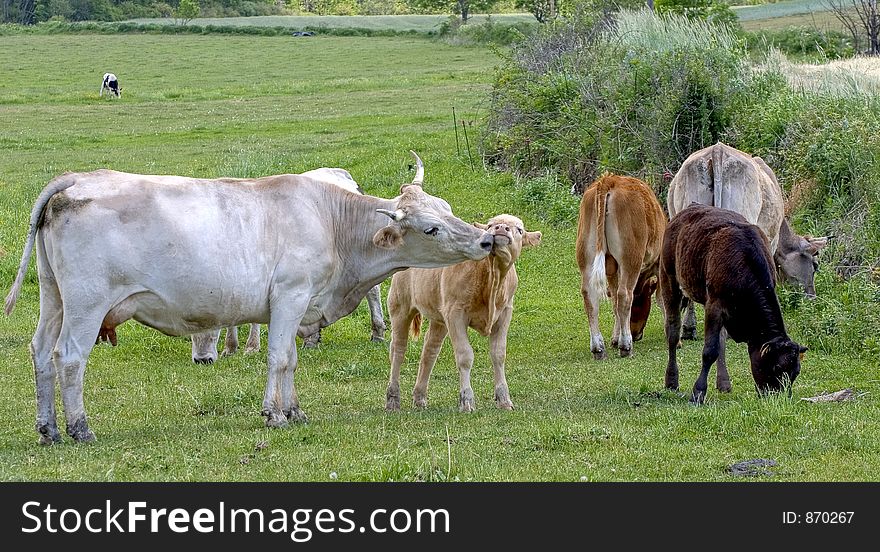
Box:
612;8;741;52
759;51;880;97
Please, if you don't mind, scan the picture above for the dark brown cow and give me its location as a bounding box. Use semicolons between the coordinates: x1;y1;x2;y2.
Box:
576;174;666;359
660;204;807;403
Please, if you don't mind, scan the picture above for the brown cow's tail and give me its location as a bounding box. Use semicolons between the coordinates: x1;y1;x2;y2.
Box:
711;142;724;210
410;312;422;340
589;178;609;299
5;174;77;316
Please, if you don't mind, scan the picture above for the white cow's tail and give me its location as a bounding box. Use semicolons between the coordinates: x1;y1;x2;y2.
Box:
4;174;78;315
712;142;724;210
589;183;610;299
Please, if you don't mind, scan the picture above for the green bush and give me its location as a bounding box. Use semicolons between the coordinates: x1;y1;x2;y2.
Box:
485;8;746;192
485;6;880;271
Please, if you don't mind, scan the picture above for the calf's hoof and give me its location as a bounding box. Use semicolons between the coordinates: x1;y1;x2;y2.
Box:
385;395;401;411
495;400;514;411
412;392;428;409
681;327;698;341
717;381;732;393
262;409;289;428
285;408;308;424
619;346;632;358
592;348;607;361
36;423;62;446
221;348;236;357
371;334;386;343
690;389;707;404
244;345;260;355
67;417;96;443
458;389;476;413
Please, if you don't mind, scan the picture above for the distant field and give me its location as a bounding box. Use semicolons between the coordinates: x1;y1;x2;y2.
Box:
735;0;846;31
128;13;537;31
734;0;831;21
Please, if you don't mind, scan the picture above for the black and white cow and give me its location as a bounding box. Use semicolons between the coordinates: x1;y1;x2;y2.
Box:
100;73;121;98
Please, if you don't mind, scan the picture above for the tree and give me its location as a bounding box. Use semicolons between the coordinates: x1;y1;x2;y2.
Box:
655;0;738;28
515;0;558;23
174;0;198;25
408;0;498;23
827;0;879;55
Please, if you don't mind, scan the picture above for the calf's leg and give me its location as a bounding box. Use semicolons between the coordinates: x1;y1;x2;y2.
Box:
693;301;724;404
446;313;476;412
490;307;515;410
716;327;732;392
412;320;447;408
613;269;639;357
661;272;683;390
581;265;606;360
386;306;416;411
682;301;698;340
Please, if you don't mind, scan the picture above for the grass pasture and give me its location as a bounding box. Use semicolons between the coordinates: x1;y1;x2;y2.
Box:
127;13;537;31
0;34;878;482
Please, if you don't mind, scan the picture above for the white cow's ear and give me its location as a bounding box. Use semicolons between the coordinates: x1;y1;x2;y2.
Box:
473;222;489;230
373;226;404;249
523;231;542;247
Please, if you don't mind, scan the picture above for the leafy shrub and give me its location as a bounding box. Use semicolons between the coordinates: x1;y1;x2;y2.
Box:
485;8;746;192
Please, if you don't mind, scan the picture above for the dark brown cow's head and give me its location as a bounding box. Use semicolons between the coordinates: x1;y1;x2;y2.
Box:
750;336;807;394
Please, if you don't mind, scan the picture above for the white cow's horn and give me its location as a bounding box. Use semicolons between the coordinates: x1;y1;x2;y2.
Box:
410;150;424;187
377;208;405;221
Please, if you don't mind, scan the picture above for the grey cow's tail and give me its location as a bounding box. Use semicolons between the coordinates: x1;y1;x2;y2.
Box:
4;174;78;315
711;143;724;210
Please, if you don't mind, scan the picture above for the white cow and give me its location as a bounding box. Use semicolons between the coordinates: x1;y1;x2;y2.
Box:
100;73;121;98
4;152;494;444
189;167;386;363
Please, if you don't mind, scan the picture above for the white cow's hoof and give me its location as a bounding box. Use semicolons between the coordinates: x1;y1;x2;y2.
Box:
262;409;289;428
285;408;308;424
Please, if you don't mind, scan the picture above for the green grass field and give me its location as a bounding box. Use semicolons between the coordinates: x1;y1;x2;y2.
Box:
0;34;877;481
127;13;537;31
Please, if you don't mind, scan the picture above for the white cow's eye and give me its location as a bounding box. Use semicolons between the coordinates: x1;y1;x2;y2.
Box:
424;227;439;236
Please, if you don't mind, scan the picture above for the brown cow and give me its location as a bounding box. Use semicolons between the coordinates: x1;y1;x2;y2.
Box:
660;204;806;403
385;214;541;412
576;174;666;359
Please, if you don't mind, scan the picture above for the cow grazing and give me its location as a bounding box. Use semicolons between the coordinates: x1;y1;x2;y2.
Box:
576;174;666;359
100;73;121;98
385;214;541;412
667;142;829;337
4;151;494;444
188;167;386;364
660;204;806;403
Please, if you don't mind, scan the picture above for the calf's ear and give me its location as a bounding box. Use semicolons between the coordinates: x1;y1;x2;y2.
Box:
373;226;404;249
523;230;542;247
473;222;488;230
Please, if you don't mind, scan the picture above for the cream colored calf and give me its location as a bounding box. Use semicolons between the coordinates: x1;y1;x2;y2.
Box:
385;214;541;412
